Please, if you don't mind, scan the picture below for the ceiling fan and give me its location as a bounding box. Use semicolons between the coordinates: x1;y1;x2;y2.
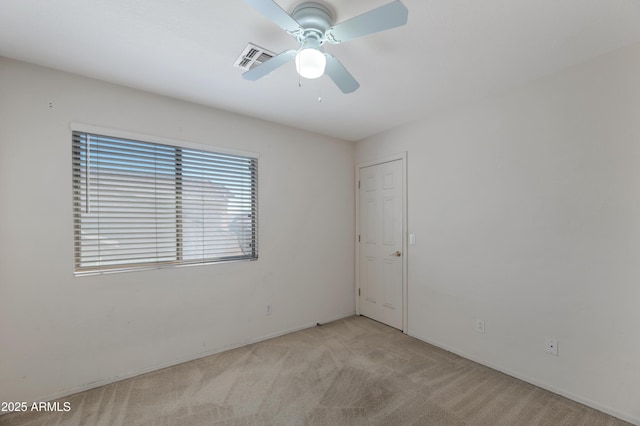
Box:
242;0;409;93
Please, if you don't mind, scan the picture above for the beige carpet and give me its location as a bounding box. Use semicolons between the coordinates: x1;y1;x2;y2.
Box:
0;316;630;426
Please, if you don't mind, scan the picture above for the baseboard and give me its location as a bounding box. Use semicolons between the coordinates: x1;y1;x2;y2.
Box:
248;312;355;344
4;314;355;415
408;332;639;426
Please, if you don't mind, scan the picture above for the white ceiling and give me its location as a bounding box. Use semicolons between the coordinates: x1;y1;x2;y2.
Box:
1;0;640;141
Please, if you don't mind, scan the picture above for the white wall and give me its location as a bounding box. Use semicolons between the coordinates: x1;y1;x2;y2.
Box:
356;43;640;424
0;57;355;403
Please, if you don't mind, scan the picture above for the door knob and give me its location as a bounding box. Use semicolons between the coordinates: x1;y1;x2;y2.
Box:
392;251;401;257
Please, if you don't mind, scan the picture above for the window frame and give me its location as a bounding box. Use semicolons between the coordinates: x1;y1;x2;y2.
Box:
71;124;258;276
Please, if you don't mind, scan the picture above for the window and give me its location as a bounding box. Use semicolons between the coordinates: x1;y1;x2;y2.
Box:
72;130;257;275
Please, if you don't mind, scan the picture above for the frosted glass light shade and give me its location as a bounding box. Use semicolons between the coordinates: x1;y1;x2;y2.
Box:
295;48;326;79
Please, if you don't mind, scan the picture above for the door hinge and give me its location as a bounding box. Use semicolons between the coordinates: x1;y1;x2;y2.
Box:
358;234;360;242
358;288;361;296
358;180;360;189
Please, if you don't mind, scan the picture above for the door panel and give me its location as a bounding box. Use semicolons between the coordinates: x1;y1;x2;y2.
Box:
365;256;377;303
383;197;395;244
359;159;403;330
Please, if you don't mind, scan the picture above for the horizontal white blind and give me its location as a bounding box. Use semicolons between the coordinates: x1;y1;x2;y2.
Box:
72;131;257;275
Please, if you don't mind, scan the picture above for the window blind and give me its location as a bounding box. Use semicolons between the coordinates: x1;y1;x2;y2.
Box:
72;131;257;275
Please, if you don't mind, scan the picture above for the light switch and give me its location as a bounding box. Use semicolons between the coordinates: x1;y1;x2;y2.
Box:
409;234;416;245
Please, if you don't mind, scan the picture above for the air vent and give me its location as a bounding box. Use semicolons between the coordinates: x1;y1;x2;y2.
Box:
234;43;276;71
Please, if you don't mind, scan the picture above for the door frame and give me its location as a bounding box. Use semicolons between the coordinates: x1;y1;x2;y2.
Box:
355;152;408;333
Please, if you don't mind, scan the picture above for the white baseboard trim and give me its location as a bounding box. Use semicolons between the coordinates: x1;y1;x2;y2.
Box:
408;331;639;426
7;314;355;415
249;312;353;344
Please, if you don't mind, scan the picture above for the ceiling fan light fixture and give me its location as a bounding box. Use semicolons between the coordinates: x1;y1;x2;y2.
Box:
243;0;408;93
295;47;326;79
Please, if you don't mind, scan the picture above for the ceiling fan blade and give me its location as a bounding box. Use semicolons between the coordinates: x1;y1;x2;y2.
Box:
326;0;408;44
242;49;297;81
243;0;302;36
324;54;360;94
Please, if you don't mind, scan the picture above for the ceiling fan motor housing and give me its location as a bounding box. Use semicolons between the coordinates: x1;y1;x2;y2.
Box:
292;2;333;46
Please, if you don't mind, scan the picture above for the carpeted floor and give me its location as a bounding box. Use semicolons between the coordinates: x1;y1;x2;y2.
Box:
0;316;630;425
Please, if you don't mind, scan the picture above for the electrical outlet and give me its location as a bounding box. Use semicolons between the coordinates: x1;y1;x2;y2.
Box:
545;338;558;356
475;319;485;334
265;304;272;316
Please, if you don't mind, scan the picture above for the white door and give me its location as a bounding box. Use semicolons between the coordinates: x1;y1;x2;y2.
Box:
359;159;403;330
